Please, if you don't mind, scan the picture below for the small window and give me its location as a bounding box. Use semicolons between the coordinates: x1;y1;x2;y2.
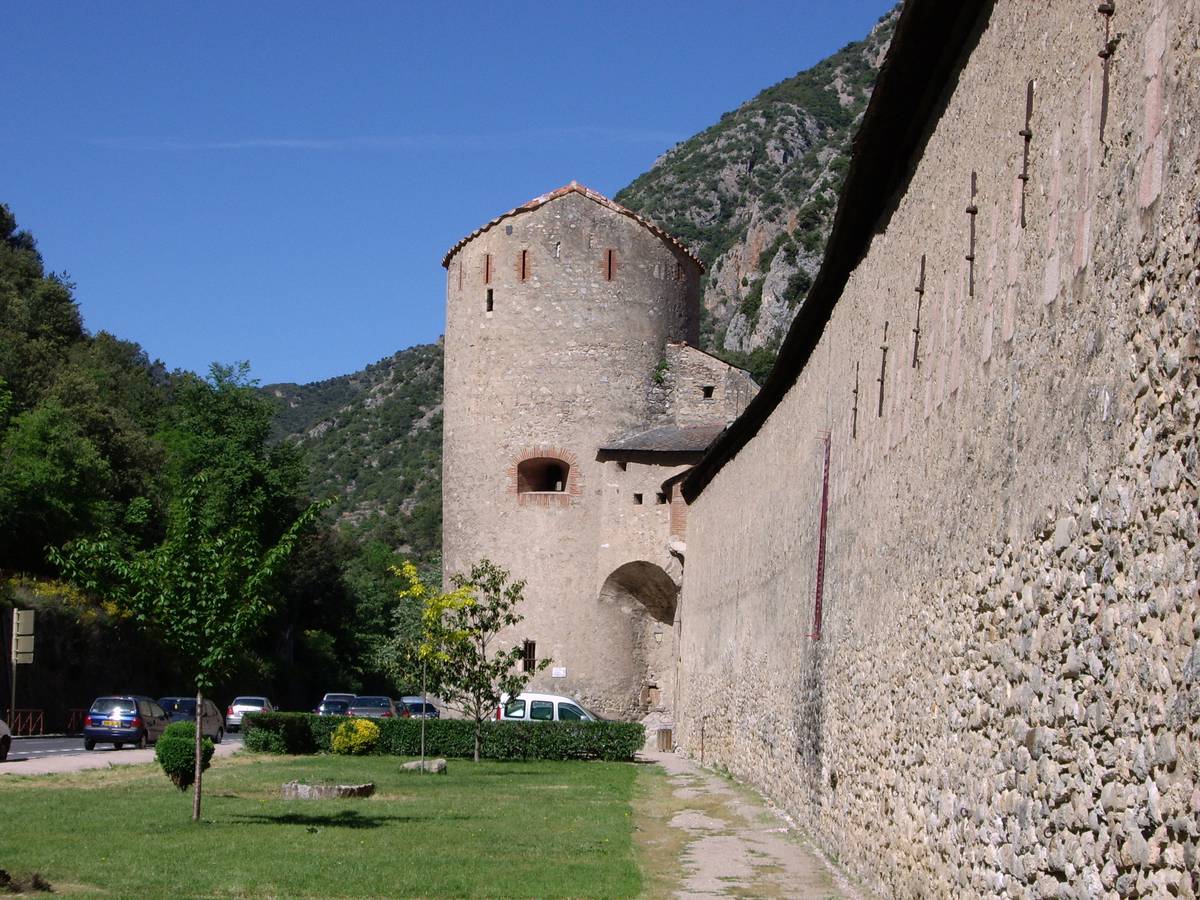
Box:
486;289;494;313
517;457;568;493
701;385;715;399
484;253;493;285
633;493;644;505
558;703;585;721
554;241;561;259
504;699;526;719
605;248;616;281
530;700;554;721
522;639;536;673
505;225;513;235
457;260;463;291
519;249;530;282
656;492;667;505
675;261;684;281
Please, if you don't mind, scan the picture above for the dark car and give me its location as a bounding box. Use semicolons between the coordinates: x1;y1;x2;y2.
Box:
345;696;398;719
157;696;225;743
83;696;170;750
398;696;440;719
315;699;351;717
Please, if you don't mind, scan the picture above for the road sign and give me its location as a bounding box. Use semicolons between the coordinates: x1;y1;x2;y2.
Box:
11;609;34;664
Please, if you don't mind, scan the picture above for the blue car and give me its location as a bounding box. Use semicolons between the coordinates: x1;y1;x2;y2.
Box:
83;696;170;751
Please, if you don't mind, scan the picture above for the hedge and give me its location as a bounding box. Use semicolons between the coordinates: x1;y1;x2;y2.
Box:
243;712;645;761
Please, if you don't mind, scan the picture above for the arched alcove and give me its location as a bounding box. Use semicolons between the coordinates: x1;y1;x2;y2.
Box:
593;561;680;720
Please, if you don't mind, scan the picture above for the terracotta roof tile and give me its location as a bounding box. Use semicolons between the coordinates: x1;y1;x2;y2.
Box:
440;181;704;271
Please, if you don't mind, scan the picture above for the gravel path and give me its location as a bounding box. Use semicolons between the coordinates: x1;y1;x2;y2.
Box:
640;750;869;899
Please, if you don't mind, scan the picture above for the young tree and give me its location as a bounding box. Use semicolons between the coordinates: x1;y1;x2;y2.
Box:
397;558;547;762
54;474;323;820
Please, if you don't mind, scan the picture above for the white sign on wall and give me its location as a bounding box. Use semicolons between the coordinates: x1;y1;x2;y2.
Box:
551;666;567;678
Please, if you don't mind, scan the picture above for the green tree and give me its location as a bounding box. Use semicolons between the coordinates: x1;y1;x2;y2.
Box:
398;559;547;762
54;474;324;820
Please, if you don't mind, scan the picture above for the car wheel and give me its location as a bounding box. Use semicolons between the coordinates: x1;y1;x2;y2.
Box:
84;738;96;751
136;731;148;750
0;736;9;761
215;728;224;744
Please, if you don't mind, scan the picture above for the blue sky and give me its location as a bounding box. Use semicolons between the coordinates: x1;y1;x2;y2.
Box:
3;1;895;385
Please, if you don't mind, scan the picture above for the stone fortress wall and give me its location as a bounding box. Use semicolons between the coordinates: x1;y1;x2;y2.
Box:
675;1;1200;897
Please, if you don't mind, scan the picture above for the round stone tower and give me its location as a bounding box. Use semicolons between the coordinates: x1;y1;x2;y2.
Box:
441;181;703;717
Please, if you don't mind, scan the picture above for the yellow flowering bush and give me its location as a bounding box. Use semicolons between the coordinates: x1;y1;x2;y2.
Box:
331;718;381;755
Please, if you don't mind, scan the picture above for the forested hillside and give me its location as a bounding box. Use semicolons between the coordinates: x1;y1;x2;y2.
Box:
616;6;898;373
0;204;421;720
264;343;442;561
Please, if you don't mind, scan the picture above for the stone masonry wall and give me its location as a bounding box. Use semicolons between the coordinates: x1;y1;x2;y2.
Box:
676;2;1199;897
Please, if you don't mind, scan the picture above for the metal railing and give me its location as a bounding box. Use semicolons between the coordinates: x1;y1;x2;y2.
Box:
65;708;88;735
4;709;45;736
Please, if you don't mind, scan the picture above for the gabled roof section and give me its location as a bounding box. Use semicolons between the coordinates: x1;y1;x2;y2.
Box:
441;181;705;271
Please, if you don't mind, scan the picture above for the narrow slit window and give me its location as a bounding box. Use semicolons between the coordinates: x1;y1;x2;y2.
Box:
522;640;536;673
633;493;644;505
675;261;684;281
483;253;492;285
519;249;529;282
457;260;463;291
605;249;616;281
701;385;715;399
486;289;494;313
554;241;561;259
656;492;667;505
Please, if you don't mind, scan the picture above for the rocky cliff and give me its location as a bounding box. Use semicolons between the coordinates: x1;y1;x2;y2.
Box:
615;8;897;363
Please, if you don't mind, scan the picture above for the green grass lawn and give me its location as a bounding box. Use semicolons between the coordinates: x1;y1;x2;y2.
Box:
0;754;642;898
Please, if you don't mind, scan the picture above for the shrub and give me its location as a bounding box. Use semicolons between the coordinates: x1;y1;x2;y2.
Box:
331;718;381;755
243;727;288;754
154;722;214;790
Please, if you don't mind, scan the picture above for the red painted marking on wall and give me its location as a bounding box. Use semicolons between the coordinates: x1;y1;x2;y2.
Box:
811;433;831;641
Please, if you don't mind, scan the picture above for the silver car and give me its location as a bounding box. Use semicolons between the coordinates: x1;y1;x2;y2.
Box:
224;696;273;732
345;696;397;719
0;718;10;762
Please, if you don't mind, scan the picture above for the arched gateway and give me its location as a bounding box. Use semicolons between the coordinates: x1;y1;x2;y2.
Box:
594;561;679;722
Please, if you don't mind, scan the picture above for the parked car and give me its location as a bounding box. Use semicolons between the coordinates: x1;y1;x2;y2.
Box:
83;696;171;750
225;696;273;732
321;692;356;705
0;717;10;762
496;692;599;722
398;696;440;719
315;699;351;717
345;696;397;719
157;696;224;743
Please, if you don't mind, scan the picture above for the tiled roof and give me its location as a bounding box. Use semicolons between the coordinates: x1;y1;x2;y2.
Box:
599;423;727;454
440;181;704;271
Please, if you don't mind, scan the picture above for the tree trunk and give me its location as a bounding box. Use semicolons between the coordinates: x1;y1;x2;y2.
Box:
192;687;203;822
473;712;481;763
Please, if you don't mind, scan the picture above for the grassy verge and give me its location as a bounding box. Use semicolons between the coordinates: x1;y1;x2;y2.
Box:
0;754;641;897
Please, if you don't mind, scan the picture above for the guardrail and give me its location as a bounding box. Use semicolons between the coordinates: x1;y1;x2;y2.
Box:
65;708;88;735
4;709;45;736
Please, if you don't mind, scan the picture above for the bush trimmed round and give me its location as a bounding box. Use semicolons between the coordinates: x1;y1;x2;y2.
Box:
154;721;214;790
331;718;381;755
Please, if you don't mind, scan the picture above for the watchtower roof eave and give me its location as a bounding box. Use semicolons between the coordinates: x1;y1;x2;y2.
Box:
440;180;704;272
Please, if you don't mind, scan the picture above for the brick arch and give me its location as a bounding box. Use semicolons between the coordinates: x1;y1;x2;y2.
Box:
505;447;583;508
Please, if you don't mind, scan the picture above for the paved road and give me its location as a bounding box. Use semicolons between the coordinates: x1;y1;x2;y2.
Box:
7;733;243;761
1;733;244;776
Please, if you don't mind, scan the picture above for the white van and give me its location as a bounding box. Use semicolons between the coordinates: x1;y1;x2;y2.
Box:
496;692;599;722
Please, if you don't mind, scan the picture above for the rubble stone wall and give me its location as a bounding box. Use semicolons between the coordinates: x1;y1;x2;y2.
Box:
676;2;1200;896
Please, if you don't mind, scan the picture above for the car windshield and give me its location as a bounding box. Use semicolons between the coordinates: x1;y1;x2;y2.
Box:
90;698;136;716
353;697;390;707
321;701;350;713
407;703;436;714
160;698;195;715
233;698;266;708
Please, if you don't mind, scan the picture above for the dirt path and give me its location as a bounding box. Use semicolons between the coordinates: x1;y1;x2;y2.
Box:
635;750;868;899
